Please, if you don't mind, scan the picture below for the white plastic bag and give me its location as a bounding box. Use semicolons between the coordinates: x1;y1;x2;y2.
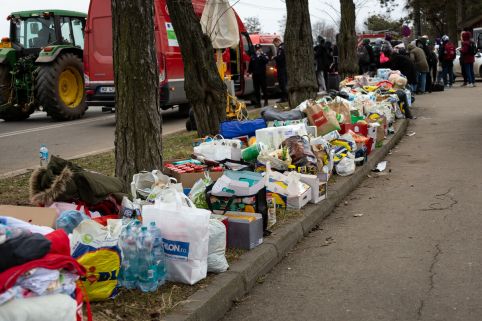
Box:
130;170;173;199
142;195;210;285
208;219;229;273
193;136;242;161
336;155;356;176
0;293;77;321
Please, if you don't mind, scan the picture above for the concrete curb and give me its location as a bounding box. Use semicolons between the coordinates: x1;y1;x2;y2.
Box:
164;119;409;321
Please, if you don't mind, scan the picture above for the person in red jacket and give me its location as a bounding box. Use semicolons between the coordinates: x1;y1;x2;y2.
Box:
460;31;477;87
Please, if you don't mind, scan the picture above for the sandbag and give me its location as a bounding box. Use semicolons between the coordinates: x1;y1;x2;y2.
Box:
260;107;304;121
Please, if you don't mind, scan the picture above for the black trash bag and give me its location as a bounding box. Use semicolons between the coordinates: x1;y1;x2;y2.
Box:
260;106;304;121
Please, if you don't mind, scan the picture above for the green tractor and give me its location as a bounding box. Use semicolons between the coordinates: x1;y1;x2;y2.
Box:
0;10;87;121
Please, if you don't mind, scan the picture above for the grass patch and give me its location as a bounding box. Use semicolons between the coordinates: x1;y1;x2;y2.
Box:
0;131;198;206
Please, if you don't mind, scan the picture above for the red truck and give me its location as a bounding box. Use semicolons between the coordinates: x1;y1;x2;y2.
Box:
84;0;254;115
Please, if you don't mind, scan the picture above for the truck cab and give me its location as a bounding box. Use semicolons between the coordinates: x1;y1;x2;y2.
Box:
84;0;254;113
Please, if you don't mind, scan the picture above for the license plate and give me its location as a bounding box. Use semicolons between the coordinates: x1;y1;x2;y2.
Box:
99;86;115;93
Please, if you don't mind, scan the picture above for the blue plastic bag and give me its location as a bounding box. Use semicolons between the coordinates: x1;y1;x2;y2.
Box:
220;118;266;139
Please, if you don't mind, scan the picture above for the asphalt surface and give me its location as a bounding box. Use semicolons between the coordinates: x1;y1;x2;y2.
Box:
0;107;187;174
223;86;482;321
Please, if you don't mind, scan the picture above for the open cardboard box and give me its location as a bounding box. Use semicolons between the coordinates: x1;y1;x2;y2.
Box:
0;205;58;228
163;159;224;188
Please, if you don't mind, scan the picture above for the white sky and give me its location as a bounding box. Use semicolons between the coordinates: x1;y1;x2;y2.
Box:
0;0;407;38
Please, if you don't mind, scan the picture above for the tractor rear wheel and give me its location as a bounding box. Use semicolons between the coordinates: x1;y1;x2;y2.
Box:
36;53;87;121
0;65;35;121
0;65;10;106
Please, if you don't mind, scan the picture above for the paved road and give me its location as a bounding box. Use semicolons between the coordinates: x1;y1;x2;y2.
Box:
223;86;482;321
0;107;187;174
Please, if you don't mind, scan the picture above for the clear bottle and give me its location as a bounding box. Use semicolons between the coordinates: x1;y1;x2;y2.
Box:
39;144;49;167
118;225;138;289
148;222;166;286
136;226;158;292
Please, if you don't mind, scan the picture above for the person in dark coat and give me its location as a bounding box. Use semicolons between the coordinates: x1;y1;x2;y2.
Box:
418;38;436;92
358;38;374;75
249;44;269;107
381;46;418;93
314;36;328;92
438;35;455;87
323;40;334;85
273;37;288;102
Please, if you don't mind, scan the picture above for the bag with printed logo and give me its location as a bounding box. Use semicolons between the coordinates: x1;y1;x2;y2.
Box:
142;193;210;285
71;219;122;301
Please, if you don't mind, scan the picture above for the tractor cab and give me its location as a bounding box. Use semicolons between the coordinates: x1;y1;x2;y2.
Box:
6;11;85;56
0;10;87;121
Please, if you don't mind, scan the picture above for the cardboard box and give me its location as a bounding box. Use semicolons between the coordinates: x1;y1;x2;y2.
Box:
266;172;312;209
267;188;312;209
297;174;327;204
224;212;263;250
163;166;223;188
0;205;58;228
340;123;376;154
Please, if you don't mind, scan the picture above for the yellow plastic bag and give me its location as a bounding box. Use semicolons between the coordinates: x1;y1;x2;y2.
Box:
71;219;122;301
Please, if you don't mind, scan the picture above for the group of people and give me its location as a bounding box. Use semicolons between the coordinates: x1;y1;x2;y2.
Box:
248;36;338;107
358;30;479;95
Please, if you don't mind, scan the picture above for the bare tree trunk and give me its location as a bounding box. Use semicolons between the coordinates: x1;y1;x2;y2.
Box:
284;0;318;108
166;0;226;137
446;0;457;43
413;0;422;37
112;0;162;186
457;0;466;32
339;0;358;78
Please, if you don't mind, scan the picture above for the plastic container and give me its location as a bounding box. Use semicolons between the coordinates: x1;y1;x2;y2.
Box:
241;143;264;162
39;144;49;167
118;225;138;289
136;226;158;292
148;222;166;286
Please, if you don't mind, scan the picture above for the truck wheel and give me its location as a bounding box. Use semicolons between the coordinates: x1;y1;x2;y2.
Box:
36;53;87;121
178;103;190;118
0;65;10;106
185;108;197;131
0;65;35;121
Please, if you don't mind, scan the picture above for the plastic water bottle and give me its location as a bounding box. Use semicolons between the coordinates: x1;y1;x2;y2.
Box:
148;222;166;286
118;225;138;289
39;144;49;167
137;226;158;292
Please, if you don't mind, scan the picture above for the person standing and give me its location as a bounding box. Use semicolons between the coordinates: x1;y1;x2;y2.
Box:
357;38;373;75
438;35;456;87
408;42;429;94
248;44;269;108
314;36;328;92
419;38;436;92
460;31;477;87
273;37;288;103
323;40;334;87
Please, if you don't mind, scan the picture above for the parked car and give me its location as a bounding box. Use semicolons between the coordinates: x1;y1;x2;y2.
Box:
453;48;482;78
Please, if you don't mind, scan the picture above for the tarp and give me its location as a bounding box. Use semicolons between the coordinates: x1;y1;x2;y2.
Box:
200;0;239;49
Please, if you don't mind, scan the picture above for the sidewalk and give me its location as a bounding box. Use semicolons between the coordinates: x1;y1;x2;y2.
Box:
220;86;482;321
